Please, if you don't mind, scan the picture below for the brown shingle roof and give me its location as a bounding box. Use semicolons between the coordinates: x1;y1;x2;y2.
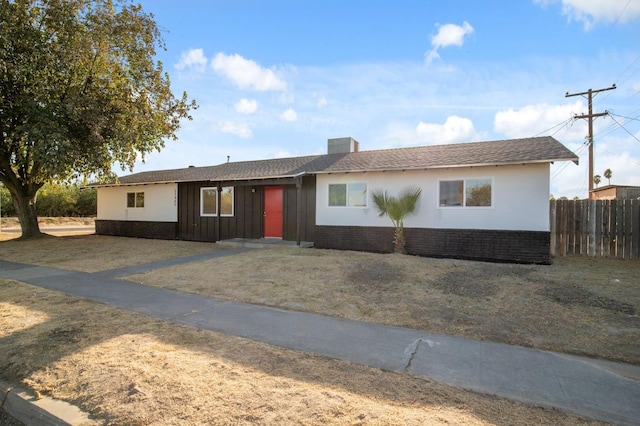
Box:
105;136;578;186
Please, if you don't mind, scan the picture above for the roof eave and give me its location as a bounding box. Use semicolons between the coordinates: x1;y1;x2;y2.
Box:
91;156;579;186
313;158;580;174
91;173;305;187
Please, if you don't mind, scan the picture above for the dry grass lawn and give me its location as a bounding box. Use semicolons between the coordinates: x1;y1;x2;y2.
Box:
0;228;636;424
126;246;640;365
1;280;601;425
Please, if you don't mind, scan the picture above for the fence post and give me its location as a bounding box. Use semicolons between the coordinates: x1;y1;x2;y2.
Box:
588;200;596;257
633;199;640;260
617;200;624;259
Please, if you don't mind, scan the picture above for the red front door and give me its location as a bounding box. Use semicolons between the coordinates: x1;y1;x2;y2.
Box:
264;186;283;238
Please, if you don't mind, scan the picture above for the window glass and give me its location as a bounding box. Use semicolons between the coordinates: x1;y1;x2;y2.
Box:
201;187;234;216
220;187;234;215
328;184;347;206
465;179;492;207
347;182;367;207
439;179;492;207
439;180;463;206
329;183;367;207
127;192;144;208
201;188;217;216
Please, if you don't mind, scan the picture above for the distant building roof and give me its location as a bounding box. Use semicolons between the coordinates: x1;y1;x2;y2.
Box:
589;184;640;200
94;136;578;186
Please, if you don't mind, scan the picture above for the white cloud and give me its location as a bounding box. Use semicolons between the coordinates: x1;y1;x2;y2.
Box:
211;53;287;91
535;0;640;29
219;121;252;138
175;48;207;72
416;115;477;144
494;101;585;139
426;21;474;65
234;98;258;114
279;108;298;122
274;150;294;158
316;96;328;108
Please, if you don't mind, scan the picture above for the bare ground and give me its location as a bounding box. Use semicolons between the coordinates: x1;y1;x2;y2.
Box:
0;229;637;424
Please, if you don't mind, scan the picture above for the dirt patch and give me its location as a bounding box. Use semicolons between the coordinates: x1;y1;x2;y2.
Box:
346;258;404;292
429;262;507;298
539;284;636;315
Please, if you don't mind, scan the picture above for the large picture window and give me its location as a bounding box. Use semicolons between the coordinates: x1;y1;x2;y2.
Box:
200;187;234;216
328;182;367;207
126;192;144;208
439;179;492;207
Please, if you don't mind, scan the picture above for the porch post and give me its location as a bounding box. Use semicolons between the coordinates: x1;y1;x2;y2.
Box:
216;182;221;242
296;176;302;246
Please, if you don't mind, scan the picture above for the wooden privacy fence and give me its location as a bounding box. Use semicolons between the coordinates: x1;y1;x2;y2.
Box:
550;199;640;259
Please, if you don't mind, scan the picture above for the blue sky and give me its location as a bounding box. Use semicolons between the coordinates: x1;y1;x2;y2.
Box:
129;0;640;198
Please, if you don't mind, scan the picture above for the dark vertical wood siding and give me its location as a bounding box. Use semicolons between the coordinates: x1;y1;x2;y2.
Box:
283;175;316;242
178;182;216;241
178;177;315;242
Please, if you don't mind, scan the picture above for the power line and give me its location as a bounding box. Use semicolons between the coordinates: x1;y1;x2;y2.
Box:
613;55;640;87
599;112;640;139
610;113;640;122
609;114;640;143
603;0;632;38
551;140;589;180
599;115;628;139
533;117;574;138
598;146;640;167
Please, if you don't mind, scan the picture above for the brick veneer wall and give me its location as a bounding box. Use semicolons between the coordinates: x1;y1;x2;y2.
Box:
95;220;178;240
314;225;551;264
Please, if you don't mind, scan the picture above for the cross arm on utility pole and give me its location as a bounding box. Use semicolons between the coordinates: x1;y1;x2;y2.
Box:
564;85;616;193
573;111;609;120
565;84;616;98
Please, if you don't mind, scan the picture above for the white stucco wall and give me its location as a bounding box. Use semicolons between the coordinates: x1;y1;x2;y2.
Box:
97;183;178;222
315;163;551;231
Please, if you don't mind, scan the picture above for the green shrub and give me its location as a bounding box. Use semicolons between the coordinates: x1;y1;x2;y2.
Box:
0;183;96;217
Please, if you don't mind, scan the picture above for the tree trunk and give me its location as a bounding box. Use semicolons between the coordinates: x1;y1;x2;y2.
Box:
393;226;406;254
10;185;43;238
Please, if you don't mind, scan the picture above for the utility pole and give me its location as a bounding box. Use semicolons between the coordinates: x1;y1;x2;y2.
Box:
565;84;616;192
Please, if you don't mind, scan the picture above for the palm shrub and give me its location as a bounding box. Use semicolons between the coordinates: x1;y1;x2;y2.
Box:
370;186;422;254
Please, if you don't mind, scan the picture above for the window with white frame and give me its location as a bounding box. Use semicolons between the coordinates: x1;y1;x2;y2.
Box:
200;187;234;216
328;182;367;207
439;178;492;207
126;192;144;208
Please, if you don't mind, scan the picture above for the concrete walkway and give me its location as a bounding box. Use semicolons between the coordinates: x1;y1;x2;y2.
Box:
1;254;639;425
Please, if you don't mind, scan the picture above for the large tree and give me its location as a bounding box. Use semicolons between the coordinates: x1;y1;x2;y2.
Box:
0;0;195;238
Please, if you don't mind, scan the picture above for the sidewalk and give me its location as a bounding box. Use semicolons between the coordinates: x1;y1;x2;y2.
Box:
1;255;639;425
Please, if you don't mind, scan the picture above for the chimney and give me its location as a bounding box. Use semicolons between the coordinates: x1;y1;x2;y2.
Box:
328;137;359;154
